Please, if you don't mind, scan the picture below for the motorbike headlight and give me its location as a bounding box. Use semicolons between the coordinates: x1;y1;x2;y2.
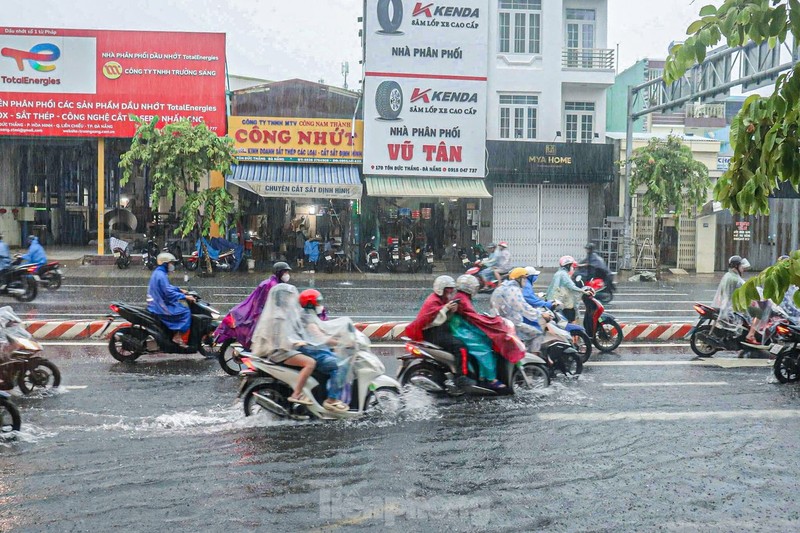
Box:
14;336;40;352
211;312;221;320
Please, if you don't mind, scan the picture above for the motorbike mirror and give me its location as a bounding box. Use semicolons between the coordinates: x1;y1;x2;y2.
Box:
183;274;189;283
575;276;582;282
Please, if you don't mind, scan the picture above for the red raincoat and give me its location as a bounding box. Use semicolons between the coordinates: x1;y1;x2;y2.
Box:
455;290;526;364
404;293;448;341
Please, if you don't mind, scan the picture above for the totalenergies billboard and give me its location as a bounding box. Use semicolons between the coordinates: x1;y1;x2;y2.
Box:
0;27;226;137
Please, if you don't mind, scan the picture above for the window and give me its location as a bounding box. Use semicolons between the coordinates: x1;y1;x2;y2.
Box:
499;0;541;55
564;102;595;143
565;8;596;68
500;95;538;139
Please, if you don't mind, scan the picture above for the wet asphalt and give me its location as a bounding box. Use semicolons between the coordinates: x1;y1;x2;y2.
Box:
2;343;800;531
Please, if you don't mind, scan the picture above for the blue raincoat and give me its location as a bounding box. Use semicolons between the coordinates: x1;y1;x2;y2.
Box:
22;237;47;266
0;240;10;270
304;239;320;263
146;264;191;332
522;277;552;310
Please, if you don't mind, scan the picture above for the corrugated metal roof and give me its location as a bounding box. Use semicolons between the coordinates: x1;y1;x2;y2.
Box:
365;176;491;198
229;163;361;186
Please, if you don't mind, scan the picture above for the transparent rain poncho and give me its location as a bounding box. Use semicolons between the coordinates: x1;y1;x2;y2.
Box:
250;284;306;362
713;270;745;330
0;306;32;356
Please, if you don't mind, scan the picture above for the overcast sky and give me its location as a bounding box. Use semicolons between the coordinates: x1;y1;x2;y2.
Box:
4;0;715;87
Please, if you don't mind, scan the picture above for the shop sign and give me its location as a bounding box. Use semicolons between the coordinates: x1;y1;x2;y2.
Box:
232;180;362;200
487;140;615;183
228;116;364;163
0;27;226;137
733;220;751;241
717;156;731;171
363;0;488;178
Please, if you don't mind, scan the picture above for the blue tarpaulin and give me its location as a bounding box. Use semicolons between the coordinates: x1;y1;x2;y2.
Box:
196;237;244;271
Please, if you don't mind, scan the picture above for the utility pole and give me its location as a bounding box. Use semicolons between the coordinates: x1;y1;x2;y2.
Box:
621;85;634;271
342;61;350;90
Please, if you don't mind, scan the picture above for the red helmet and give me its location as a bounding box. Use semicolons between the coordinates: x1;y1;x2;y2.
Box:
298;289;323;309
498;241;509;249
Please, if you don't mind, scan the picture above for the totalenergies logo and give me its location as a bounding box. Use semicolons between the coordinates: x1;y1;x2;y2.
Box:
1;43;60;72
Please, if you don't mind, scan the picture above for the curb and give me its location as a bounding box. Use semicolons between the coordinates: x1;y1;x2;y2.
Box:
22;320;695;344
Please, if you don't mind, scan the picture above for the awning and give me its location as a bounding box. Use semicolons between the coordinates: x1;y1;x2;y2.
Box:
228;163;362;200
365;176;491;198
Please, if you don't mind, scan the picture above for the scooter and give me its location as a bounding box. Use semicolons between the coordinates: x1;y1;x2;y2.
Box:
574;278;624;353
111;237;131;269
0;262;38;302
237;331;402;421
534;317;584;378
464;261;505;293
165;241;198;271
141;235;159;270
771;322;800;383
102;290;222;363
385;241;401;273
364;237;381;272
686;303;753;357
398;337;550;397
0;391;20;433
30;261;63;291
416;244;434;274
0;332;60;394
573;268;616;304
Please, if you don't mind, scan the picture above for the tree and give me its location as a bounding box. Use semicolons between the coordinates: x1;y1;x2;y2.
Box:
628;135;711;272
119;116;237;272
665;0;800;309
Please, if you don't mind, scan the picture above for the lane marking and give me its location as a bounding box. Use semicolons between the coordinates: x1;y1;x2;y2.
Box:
42;341;108;346
538;409;800;422
601;381;729;388
586;361;706;366
61;385;88;390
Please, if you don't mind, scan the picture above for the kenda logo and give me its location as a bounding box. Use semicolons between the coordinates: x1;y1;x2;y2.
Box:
411;2;480;18
410;88;478;103
1;43;60;72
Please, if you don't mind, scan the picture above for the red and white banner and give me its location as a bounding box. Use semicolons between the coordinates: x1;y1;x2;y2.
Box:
0;27;226;137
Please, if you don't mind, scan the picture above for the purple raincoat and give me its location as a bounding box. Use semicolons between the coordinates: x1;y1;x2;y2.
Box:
214;275;279;348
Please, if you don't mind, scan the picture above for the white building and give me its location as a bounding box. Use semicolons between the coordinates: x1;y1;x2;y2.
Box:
482;0;616;267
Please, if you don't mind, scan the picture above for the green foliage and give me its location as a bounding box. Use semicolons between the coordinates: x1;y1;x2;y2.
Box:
119;115;237;239
629;135;711;217
734;253;800;310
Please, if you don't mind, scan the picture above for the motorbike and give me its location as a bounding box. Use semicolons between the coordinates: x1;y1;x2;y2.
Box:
385;241;401;273
464;261;505;293
0;390;20;433
0;331;61;394
0;261;38;302
457;247;472;271
573;268;616;304
102;289;222;363
111;237;131;269
771;322;800;383
196;245;236;272
364;237;381;272
574;278;624;353
141;234;159;271
237;332;402;421
550;304;594;363
400;243;416;273
165;241;198;271
29;261;63;291
416;244;434;274
686;303;754;357
398;337;550;397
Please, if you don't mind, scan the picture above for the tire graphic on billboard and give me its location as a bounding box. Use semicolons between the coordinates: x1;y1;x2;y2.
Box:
375;80;403;120
376;0;403;34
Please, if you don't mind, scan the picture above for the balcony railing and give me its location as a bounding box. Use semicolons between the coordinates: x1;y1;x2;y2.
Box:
562;48;615;70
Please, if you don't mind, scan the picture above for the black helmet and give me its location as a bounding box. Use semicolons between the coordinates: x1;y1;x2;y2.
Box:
273;261;292;274
728;255;743;268
585;243;595;252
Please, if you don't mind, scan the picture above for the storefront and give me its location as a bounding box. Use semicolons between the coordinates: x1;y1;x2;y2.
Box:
485;141;615;268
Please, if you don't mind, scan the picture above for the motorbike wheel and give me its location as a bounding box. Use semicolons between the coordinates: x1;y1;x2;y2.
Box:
243;382;291;418
690;324;719;358
0;398;21;433
116;257;128;269
198;337;219;360
593;317;624;353
562;352;583;377
217;340;244;376
572;331;593;363
17;359;61;394
512;363;550;391
364;387;402;415
12;277;37;302
108;327;146;363
773;352;800;384
400;362;446;391
44;272;62;291
597;290;613;304
185;259;199;272
146;260;156;271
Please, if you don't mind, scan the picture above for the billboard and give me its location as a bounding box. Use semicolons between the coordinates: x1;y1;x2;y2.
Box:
363;0;488;178
228;116;364;163
0;27;226;137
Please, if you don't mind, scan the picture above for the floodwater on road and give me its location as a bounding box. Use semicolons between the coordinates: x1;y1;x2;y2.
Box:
2;345;800;531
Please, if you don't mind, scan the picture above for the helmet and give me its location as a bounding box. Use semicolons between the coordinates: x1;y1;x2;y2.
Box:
433;275;456;296
509;267;528;281
455;274;480;296
740;258;751;270
585;243;595;252
498;241;509;249
156;252;177;265
559;255;576;268
728;255;743;269
273;261;292;274
299;289;323;309
486;242;497;250
27;235;36;244
525;266;540;282
779;255;790;261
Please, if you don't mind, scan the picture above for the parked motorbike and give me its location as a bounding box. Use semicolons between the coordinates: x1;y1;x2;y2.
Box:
400;243;416;273
364;237;381;272
398;337;550;397
237;332;402;421
574;278;624;352
141;234;159;270
385;241;401;273
102;290;221;363
0;262;37;302
0;391;20;433
195;246;236;272
165;241;198;271
0;332;60;394
457;247;472;271
687;303;753;357
29;261;63;291
111;237;131;269
416;244;434;274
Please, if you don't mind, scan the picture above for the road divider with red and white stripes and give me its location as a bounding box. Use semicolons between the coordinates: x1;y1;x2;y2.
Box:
21;319;695;343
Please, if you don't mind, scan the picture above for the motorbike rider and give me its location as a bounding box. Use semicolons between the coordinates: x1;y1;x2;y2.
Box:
21;235;47;267
146;252;195;347
491;268;550;353
579;243;613;288
712;255;750;333
480;242;511;283
404;275;474;389
547;256;590;324
214;261;292;350
521;266;555;311
778;255;800;320
0;234;10;271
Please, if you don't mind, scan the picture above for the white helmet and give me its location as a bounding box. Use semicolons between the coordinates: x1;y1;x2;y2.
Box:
456;274;480;296
157;252;177;265
433;275;456;296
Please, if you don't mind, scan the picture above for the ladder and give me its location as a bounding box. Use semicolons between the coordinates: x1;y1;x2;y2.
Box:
634;238;657;271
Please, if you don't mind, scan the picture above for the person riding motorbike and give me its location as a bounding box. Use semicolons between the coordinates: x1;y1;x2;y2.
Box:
480;242;512;283
0;234;10;271
214;261;292;350
146;252;195;347
404;275;474;389
491;268;549;353
578;243;613;289
21;235;47;267
778;255;800;320
712;255;750;333
546;256;589;324
521;266;555;311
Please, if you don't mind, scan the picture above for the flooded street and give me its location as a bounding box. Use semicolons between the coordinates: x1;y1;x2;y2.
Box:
3;343;800;531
